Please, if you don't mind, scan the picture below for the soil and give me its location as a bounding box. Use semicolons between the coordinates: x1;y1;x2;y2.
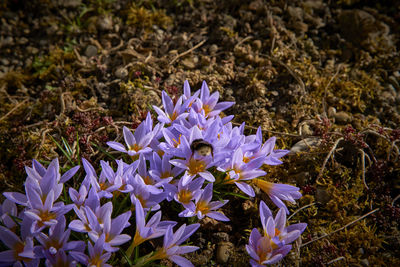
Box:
0;0;399;266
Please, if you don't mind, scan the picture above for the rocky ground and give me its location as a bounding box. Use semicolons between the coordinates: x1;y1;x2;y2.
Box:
0;0;399;266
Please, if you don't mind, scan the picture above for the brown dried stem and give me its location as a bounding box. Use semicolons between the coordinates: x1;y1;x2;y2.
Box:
317;137;344;182
169;39;207;65
301;208;379;247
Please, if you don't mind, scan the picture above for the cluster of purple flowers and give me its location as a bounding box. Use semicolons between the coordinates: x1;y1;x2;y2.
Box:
1;81;306;266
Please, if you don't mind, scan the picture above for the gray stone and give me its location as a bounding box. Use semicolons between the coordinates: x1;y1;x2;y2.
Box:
84;45;98;58
216;242;234;264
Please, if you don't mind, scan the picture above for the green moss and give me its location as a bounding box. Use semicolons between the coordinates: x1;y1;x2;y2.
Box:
126;4;172;31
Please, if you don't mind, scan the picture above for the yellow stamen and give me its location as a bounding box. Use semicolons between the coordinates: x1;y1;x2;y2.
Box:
187;158;206;176
172;134;182;147
37;210;57;227
203;104;212;116
170;111;178;121
143;176;153;185
160;171;172;179
253;178;273;194
178;189;193;204
243;156;251;163
196;200;210;214
129;143;141;152
99;182;108;191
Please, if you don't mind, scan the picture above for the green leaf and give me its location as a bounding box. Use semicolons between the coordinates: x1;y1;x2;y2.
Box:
49;135;74;164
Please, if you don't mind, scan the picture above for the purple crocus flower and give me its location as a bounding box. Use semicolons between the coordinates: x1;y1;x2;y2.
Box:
69;184;88;208
24;187;72;233
174;175;204;206
259;201;307;246
69;190;108;234
4;158;78;207
182;80;200;103
128;173;167;211
129;199;176;250
43;249;76;267
0;198;18;229
253;179;302;214
87;159;124;199
170;135;215;185
179;183;229;221
191;81;234;118
243;129;289;166
107;125;153;157
149;152;181;184
150;223;200;267
135;154;165;193
158;127;185;156
246;228;292;266
246;201;307;266
26;158;80;184
70;234;112;267
99;210;132;252
70;199;131;252
35;216;85;261
0;216;40;267
219;147;267;197
153;91;189;124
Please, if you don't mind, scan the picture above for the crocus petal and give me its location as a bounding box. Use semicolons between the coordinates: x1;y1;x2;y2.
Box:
106;141;128;153
207;211;230;222
169;255;194;267
0;226;20;248
3;192;28;206
235;182;255;197
0;250;16;262
60;166;80;183
198;171;215;183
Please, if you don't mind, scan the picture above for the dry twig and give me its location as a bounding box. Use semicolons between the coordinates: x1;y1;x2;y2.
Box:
0;99;28;122
327;256;345;265
317;137;344;182
359;149;369;190
288;203;316;221
232;122;301;137
322;65;342;117
169;39;207;65
301;208;379;247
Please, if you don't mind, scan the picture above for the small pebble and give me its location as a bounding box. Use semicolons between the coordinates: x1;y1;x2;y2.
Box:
327;106;336;118
334;111;352;124
252;39;262;50
290;137;321;154
1;36;14;47
216;241;234;264
97;15;113;31
115;67;128;79
360;258;369;266
209;44;218;55
181;57;196;69
84;45;98;58
316;186;331;205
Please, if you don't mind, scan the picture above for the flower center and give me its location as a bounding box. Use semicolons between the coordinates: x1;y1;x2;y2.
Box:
143;175;153;185
160;171;172;179
196;200;210;214
38;210;57;226
257;236;273;263
170;111;178;121
172;134;182;147
203;104;211;116
187;158;206;176
129;143;141;152
178;189;193;204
